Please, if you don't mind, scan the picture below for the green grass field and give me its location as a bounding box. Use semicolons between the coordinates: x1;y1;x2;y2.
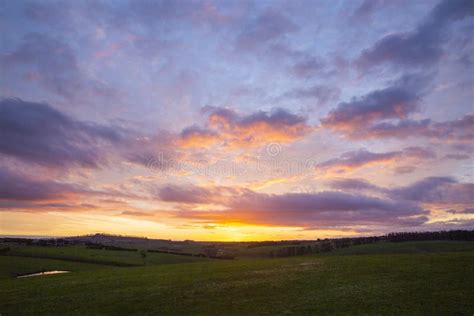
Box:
1;243;209;267
332;240;474;255
0;240;473;315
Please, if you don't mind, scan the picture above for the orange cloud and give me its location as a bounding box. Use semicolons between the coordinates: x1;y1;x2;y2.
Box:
177;107;314;150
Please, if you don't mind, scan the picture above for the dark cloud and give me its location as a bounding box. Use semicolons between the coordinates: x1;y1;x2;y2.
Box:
390;176;474;205
327;178;385;193
238;108;307;127
331;175;474;207
356;119;431;139
321;70;472;142
357;0;474;69
329;176;474;207
156;174;474;229
321;81;420;133
358;114;474;142
0;98;122;168
0;167;76;201
175;189;427;228
0;165;141;212
322;1;473;142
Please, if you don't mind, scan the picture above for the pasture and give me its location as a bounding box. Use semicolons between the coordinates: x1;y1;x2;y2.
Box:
0;240;473;314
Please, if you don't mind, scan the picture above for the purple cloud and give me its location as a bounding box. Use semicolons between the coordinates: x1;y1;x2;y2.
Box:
329;176;474;206
235;10;299;50
443;153;470;160
321;82;420;133
361;114;474;142
0;167;76;201
328;178;386;193
316;147;434;173
447;208;474;214
0;98;122;168
173;188;427;228
390;176;474;205
317;149;401;172
357;0;474;69
281;84;340;105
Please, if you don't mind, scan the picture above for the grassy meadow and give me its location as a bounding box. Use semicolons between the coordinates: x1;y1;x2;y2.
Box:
1;243;209;267
0;240;473;315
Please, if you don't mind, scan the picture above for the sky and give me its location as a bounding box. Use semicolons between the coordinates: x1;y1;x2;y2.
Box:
0;0;473;241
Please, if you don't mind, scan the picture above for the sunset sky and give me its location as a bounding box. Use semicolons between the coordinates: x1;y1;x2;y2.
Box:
0;0;473;241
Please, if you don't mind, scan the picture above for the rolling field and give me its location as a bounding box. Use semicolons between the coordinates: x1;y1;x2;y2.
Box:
331;240;474;255
0;256;107;279
0;241;473;315
1;243;209;267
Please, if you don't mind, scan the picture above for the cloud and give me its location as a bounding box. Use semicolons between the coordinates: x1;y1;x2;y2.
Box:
157;184;241;205
394;166;416;174
178;107;313;149
351;0;385;23
122;130;178;171
158;185;217;204
443;153;470;160
140;175;473;230
329;176;474;207
321;71;473;143
178;126;220;148
390;176;474;205
359;114;474;142
0;165;141;212
1;33;80;99
321;82;420;134
0;167;77;201
0;98;122;168
281;84;340;105
316;147;435;174
447;208;474;214
174;189;427;228
290;56;326;78
328;178;386;193
317;149;401;173
0;33;115;100
235;10;299;50
321;1;473;143
403;146;437;159
356;0;474;69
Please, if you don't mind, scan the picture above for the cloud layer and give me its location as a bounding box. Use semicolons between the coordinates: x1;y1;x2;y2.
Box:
0;98;122;168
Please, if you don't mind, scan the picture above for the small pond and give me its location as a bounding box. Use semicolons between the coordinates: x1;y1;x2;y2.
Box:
17;270;70;278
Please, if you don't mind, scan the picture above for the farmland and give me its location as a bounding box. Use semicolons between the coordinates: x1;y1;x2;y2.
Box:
1;239;473;315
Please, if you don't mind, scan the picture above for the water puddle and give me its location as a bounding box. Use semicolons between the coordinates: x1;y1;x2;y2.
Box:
17;270;70;278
